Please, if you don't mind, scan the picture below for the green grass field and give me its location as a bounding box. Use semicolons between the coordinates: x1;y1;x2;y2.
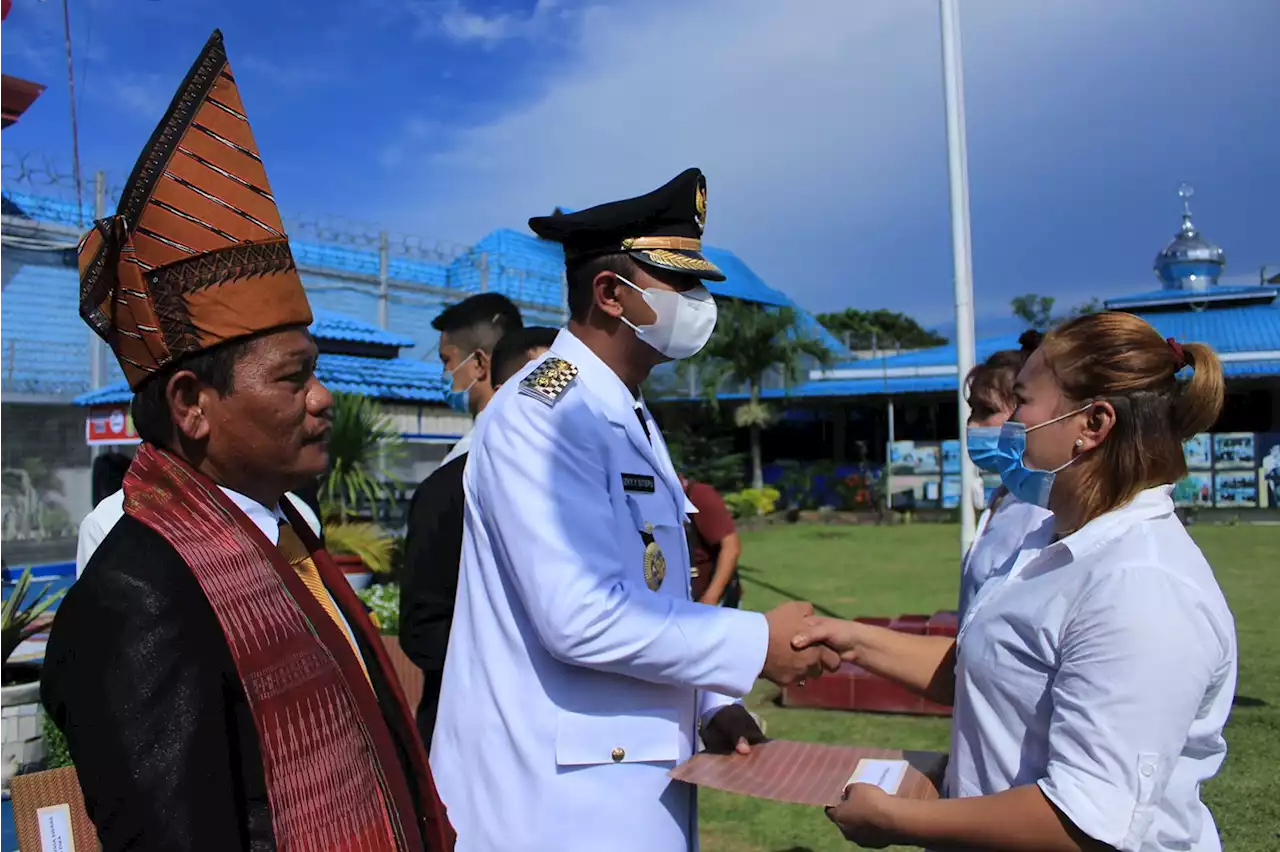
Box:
698;523;1280;852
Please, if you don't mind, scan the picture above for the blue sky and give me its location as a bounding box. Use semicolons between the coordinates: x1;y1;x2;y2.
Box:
3;0;1277;334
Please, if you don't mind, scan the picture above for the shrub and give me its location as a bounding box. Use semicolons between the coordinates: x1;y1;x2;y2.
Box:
723;487;781;519
42;712;73;770
358;583;400;635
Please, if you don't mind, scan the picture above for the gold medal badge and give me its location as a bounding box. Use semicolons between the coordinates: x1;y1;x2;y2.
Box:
641;522;666;591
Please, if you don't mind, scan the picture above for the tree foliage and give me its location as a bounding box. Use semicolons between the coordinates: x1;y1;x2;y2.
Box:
320;392;405;522
662;418;747;494
681;301;835;488
1010;294;1057;330
814;308;948;350
1011;293;1104;330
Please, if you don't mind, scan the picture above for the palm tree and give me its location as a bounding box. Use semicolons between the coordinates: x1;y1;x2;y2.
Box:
681;301;835;489
320;392;405;523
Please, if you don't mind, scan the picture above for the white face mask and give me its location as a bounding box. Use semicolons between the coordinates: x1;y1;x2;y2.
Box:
615;273;718;360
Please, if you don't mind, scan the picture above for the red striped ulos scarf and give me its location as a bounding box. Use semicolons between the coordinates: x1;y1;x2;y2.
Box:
124;443;455;852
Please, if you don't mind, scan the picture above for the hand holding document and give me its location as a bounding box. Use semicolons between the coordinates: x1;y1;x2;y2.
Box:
669;739;946;807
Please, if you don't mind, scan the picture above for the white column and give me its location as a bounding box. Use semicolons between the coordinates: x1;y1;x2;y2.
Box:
940;0;978;555
886;397;895;512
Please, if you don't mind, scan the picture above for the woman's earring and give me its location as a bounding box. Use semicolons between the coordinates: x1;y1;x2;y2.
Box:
1075;438;1084;448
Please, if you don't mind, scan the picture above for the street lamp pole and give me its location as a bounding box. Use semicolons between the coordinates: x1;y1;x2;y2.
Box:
940;0;978;555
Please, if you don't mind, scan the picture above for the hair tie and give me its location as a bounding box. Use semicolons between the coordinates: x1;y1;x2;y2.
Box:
1166;337;1186;370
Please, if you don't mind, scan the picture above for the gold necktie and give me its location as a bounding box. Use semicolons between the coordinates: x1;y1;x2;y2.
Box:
277;522;371;683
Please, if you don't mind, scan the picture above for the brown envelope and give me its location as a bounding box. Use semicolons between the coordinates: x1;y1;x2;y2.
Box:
10;765;102;852
669;740;947;807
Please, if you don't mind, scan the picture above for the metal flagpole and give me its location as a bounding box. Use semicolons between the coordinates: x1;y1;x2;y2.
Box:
940;0;978;555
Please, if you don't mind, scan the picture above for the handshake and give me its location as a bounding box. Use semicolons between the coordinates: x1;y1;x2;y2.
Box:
758;602;853;685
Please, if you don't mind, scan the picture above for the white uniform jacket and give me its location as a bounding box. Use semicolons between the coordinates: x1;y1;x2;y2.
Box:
431;328;769;852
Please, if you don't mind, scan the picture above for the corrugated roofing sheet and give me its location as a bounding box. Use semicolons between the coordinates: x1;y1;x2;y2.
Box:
311;309;415;348
821;301;1280;379
1106;285;1278;310
8;189;1273;408
73;352;449;407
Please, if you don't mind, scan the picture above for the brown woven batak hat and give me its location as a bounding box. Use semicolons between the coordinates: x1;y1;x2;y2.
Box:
78;29;312;390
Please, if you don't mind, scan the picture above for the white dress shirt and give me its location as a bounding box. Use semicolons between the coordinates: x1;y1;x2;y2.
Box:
948;486;1237;852
76;488;321;577
956;492;1053;623
440;428;473;467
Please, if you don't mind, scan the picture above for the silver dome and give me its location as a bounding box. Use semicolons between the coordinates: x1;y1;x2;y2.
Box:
1153;183;1225;291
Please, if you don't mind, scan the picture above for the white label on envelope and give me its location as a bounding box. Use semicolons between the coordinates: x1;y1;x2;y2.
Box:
36;803;77;852
847;759;908;795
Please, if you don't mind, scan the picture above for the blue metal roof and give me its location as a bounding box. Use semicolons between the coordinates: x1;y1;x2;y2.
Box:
824;300;1280;377
825;333;1027;372
449;229;807;314
1138;303;1280;353
1106;285;1278;311
790;303;1280;400
735;354;1280;402
311;309;415;348
73;351;449;407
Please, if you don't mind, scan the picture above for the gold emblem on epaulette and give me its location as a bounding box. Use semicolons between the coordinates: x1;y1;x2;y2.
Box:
694;183;707;233
641;522;666;591
519;357;578;407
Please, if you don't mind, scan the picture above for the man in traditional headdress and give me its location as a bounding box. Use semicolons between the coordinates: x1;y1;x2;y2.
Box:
40;30;453;852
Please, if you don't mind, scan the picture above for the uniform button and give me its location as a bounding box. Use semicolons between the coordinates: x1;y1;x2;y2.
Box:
611;747;625;762
1140;765;1154;777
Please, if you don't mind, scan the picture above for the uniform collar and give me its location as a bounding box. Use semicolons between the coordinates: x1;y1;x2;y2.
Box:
550;328;685;510
550;328;645;424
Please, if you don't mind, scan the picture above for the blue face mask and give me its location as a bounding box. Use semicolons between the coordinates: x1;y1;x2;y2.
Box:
445;352;477;415
990;402;1093;508
966;426;1004;473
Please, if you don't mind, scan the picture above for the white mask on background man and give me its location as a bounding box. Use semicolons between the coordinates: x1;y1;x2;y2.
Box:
615;273;718;360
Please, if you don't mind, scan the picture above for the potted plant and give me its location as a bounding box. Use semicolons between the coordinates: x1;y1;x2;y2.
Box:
319;392;404;589
323;522;394;591
2;567;66;790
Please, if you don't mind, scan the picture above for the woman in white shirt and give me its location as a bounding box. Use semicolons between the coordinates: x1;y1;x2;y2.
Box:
798;312;1236;852
958;330;1052;623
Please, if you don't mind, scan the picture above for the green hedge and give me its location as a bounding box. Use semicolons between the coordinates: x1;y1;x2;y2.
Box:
41;711;73;770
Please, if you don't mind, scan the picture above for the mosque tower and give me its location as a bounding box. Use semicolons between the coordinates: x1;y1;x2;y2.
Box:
1153;182;1226;292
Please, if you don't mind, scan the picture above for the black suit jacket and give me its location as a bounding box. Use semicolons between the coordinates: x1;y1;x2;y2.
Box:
399;453;467;751
41;514;426;852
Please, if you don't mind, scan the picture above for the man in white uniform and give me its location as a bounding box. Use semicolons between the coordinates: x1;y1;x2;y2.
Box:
431;169;834;852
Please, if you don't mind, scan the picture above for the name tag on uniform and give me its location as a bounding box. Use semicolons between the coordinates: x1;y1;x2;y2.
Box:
622;473;656;493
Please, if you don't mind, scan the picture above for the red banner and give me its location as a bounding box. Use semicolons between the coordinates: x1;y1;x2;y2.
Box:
86;406;140;446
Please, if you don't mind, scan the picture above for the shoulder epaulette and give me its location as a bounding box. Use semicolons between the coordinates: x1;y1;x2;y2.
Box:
519;357;579;407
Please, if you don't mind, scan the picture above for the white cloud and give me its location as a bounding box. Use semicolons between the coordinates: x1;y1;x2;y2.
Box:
409;0;568;48
107;74;173;122
388;0;956;244
380;116;446;169
235;55;336;91
372;0;1279;322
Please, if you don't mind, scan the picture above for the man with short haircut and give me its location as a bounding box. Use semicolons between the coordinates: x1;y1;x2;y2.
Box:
433;292;523;465
40;30;452;852
431;168;838;852
489;325;559;389
400;306;540;751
